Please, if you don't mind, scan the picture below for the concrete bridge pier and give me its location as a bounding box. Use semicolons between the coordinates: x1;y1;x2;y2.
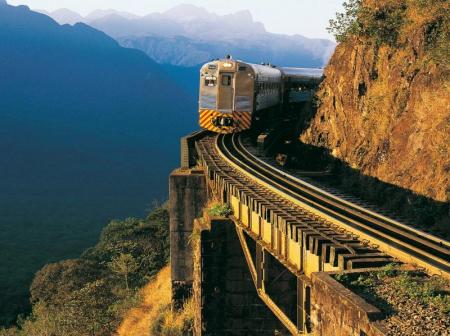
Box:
169;168;208;308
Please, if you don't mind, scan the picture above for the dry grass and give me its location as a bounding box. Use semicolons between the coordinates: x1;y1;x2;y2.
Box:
117;266;171;336
149;299;195;336
117;266;195;336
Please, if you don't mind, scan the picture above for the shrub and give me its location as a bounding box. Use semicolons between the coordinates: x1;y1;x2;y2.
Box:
207;202;233;217
376;263;400;279
150;300;195;336
334;272;351;283
328;0;407;46
11;206;171;335
0;328;17;336
392;273;449;312
327;0;363;42
425;15;450;65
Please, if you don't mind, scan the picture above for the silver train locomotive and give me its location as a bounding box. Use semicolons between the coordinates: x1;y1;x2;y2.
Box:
199;56;324;134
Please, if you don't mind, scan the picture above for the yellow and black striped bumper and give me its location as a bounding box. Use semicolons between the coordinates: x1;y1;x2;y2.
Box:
199;109;252;134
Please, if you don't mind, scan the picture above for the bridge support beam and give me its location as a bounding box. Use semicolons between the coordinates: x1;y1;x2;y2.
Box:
194;214;288;335
169;168;208;308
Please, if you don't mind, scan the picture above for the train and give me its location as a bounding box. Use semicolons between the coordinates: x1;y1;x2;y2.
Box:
199;56;324;134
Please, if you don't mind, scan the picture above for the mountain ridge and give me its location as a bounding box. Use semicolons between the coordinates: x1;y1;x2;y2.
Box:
41;4;335;67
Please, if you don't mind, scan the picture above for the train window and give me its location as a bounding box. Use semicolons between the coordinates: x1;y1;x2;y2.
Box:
238;66;247;71
204;76;217;87
221;74;232;86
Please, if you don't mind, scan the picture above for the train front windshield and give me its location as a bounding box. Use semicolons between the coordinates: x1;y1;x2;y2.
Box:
199;66;218;110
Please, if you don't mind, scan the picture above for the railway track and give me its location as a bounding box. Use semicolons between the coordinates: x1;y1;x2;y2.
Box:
193;130;450;334
197;133;390;271
210;132;450;278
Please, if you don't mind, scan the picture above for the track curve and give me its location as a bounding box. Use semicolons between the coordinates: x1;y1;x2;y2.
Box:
215;133;450;278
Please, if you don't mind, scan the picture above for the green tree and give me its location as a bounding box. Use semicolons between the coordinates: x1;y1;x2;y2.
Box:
12;207;170;335
84;208;170;287
327;0;362;42
328;0;407;46
30;259;102;306
108;253;139;291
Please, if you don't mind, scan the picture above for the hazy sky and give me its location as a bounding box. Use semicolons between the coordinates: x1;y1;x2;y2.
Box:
7;0;344;39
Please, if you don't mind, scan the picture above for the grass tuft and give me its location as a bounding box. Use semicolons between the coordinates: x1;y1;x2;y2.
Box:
207;202;233;217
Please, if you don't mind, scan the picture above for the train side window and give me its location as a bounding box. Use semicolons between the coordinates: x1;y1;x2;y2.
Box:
221;74;232;86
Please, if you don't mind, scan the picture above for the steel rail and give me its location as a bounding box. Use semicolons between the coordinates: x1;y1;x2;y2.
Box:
216;133;449;278
215;135;359;255
238;135;450;250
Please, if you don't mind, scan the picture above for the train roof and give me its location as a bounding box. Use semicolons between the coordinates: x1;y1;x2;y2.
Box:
247;63;282;80
200;59;323;82
279;67;324;80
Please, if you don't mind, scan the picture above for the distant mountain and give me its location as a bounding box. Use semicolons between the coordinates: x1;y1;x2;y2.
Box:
156;5;266;40
90;12;185;38
163;3;211;21
47;8;83;24
85;9;139;21
118;33;335;67
0;3;196;325
45;4;336;67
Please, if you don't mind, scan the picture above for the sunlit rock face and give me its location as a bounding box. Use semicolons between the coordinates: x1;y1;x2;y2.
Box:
301;1;449;202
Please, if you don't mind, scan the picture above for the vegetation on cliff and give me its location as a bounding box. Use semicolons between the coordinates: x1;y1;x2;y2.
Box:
328;0;448;60
117;266;195;336
301;0;449;232
0;207;169;336
0;2;197;325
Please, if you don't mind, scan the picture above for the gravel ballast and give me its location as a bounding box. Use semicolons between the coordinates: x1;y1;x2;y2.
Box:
335;269;450;336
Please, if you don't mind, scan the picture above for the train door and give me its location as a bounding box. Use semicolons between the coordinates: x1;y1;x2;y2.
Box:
218;72;234;111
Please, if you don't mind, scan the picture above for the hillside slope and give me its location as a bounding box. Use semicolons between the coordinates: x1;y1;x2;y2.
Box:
301;0;449;203
117;265;195;336
117;266;171;336
0;3;196;325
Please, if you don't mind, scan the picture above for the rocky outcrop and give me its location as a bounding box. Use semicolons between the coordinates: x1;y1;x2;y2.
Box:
301;1;449;202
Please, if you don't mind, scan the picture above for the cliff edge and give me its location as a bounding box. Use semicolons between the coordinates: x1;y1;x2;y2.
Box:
301;0;449;202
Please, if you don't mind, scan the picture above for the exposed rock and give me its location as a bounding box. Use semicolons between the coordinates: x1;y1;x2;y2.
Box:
301;1;450;202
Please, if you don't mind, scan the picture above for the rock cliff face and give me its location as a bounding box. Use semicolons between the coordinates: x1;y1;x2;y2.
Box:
301;1;449;202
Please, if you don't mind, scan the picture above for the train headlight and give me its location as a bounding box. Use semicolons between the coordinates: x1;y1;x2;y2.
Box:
212;116;233;127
